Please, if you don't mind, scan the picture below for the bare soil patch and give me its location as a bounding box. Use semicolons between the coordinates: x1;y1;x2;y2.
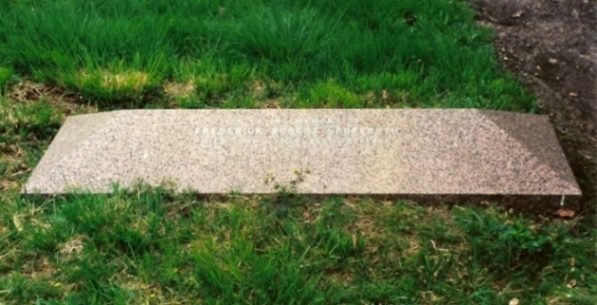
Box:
472;0;597;208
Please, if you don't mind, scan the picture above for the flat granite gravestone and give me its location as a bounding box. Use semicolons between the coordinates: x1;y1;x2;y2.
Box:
23;109;582;209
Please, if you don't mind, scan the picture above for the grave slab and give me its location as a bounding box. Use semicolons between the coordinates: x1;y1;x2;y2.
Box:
22;109;582;209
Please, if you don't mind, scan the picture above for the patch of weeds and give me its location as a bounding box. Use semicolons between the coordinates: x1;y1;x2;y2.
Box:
298;80;364;108
454;206;553;274
61;67;161;107
450;205;597;303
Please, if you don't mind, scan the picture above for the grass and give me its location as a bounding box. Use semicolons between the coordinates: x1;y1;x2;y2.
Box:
0;0;534;110
0;189;595;304
0;68;12;93
0;0;595;304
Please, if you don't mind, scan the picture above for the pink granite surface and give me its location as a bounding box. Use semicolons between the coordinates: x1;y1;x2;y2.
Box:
22;109;581;197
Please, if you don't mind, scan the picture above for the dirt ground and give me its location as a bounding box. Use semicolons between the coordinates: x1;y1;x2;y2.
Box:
472;0;597;209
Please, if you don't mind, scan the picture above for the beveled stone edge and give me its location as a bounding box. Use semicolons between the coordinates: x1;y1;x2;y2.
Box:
479;111;582;194
22;112;118;193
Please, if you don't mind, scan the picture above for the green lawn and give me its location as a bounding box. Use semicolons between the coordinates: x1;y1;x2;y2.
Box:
0;0;595;304
0;0;533;110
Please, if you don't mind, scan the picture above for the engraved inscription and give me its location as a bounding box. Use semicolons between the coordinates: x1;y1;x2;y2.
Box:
196;116;400;148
